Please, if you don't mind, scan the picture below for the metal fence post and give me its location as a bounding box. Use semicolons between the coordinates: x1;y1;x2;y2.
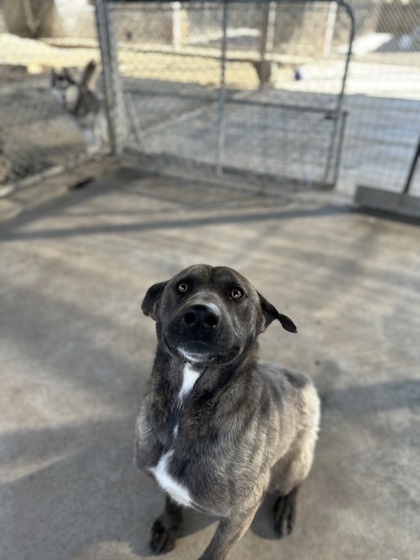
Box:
216;0;229;176
94;0;127;156
322;0;355;186
257;1;276;84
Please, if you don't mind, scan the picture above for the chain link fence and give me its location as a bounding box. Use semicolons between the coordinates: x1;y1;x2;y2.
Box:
103;0;354;188
340;0;420;195
0;0;418;196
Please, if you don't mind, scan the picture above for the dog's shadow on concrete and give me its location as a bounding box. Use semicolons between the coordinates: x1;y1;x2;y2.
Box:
128;508;217;557
128;493;279;557
251;493;280;540
129;492;279;557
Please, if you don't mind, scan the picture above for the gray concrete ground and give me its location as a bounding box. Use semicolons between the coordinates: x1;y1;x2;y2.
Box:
0;161;419;560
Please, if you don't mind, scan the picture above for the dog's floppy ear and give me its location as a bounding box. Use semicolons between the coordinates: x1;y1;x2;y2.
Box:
141;281;168;321
258;292;297;333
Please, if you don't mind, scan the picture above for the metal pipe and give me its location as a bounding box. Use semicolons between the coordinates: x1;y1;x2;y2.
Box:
322;0;355;186
402;137;420;195
94;0;118;155
104;0;128;156
332;110;348;188
216;0;229;176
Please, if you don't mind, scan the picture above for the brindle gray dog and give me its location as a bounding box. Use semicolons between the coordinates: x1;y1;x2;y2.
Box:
135;264;320;560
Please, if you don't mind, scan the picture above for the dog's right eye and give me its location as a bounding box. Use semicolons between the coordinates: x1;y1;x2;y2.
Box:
230;288;244;300
177;283;188;293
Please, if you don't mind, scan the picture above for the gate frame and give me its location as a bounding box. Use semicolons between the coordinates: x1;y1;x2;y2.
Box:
96;0;355;188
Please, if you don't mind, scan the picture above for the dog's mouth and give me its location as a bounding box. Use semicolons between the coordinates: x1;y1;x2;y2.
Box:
163;336;241;365
163;308;243;365
177;341;213;363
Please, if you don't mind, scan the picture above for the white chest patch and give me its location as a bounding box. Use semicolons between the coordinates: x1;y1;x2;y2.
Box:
64;85;79;108
178;363;200;401
150;450;192;507
149;364;201;507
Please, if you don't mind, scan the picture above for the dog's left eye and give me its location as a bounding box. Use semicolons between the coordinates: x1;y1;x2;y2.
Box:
178;283;188;292
230;288;244;300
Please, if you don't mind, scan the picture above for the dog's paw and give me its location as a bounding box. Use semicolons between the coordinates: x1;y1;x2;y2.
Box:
272;488;298;539
150;519;176;554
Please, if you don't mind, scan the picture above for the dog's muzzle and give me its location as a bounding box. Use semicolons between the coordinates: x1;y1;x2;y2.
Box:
165;301;238;364
177;303;221;359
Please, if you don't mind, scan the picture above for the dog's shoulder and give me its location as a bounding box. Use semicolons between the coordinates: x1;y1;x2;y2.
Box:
258;360;313;390
258;361;320;421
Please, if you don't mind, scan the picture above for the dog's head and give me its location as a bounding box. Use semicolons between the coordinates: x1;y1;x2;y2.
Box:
51;68;78;108
142;264;297;365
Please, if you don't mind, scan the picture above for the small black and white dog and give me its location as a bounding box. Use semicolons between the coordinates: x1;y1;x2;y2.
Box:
51;60;108;153
135;264;320;560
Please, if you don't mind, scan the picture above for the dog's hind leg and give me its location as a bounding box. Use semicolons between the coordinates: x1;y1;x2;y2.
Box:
150;495;183;554
272;484;299;538
199;500;261;560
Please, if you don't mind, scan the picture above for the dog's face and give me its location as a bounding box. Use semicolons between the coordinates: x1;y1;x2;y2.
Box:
142;264;297;365
51;68;78;108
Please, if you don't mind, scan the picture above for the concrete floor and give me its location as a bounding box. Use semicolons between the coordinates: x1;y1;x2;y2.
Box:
0;162;419;560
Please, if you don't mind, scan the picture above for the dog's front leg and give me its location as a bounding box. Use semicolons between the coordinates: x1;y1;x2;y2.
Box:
199;501;261;560
150;495;183;554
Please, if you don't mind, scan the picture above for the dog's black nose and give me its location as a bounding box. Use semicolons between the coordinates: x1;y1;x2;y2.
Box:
182;304;220;330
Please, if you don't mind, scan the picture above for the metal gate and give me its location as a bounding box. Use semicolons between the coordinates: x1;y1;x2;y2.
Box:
98;0;354;188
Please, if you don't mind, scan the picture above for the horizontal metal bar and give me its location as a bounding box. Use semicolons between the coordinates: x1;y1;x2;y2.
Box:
225;98;348;116
109;0;347;5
